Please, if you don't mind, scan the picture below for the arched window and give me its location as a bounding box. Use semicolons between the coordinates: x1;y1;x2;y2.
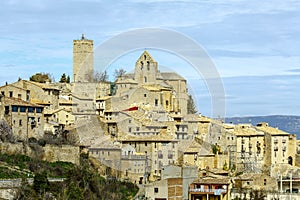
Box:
140;61;144;69
288;156;293;165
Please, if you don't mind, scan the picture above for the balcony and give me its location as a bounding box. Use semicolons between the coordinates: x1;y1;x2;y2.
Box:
189;188;227;194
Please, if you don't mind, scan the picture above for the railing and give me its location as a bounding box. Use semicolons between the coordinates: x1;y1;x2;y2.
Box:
121;155;146;160
189;188;227;194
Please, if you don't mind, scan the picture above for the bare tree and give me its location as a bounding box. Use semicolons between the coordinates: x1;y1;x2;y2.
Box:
114;68;126;80
94;70;109;82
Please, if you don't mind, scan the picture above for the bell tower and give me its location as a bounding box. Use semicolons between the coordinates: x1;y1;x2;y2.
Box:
73;34;94;82
134;51;158;84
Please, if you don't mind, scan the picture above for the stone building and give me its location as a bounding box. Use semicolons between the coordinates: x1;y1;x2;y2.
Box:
114;51;188;115
0;84;29;102
256;122;297;167
73;34;93;82
0;95;44;140
10;80;60;110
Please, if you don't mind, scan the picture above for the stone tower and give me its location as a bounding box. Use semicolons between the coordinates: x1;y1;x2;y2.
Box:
73;34;94;82
134;51;158;84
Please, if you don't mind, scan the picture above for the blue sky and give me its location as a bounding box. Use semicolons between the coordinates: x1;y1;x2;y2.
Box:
0;0;300;117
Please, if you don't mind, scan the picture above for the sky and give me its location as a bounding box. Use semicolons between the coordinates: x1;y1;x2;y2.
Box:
0;0;300;117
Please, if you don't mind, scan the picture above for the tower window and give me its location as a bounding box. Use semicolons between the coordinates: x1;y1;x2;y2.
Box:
140;61;144;69
144;55;146;60
147;61;150;70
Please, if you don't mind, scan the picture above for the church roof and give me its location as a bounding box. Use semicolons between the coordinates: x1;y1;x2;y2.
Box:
161;72;185;80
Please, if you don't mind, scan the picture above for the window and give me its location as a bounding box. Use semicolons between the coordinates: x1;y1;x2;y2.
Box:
4;106;9;115
264;179;267;186
20;107;26;112
129;127;131;132
147;61;150;70
155;99;158;106
28;107;34;113
18;94;22;99
1;91;4;96
26;90;30;101
144;76;147;83
145;142;147;146
9;91;13;97
154;188;158;193
12;106;18;112
36;108;42;113
19;119;22;126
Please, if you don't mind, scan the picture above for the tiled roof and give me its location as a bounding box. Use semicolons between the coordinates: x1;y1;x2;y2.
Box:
2;96;43;107
161;72;185;80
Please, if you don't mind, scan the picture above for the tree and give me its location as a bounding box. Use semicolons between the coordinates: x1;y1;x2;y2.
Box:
67;75;70;83
29;73;52;83
187;94;197;114
94;70;108;82
59;73;67;83
33;172;49;195
114;68;126;80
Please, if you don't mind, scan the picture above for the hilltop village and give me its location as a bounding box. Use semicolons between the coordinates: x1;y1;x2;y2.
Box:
1;35;300;200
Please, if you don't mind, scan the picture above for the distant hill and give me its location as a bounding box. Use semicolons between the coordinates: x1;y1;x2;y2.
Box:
225;115;300;138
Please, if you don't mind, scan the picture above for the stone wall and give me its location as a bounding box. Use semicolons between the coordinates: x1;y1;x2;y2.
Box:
0;142;80;165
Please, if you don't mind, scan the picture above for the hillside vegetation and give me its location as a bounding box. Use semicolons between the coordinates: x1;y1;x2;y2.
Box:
0;153;138;200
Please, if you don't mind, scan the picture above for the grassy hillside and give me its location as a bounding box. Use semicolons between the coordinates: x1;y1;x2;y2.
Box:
0;153;138;200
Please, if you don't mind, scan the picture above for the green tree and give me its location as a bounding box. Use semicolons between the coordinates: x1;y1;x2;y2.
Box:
59;73;67;83
187;94;197;114
29;73;52;83
66;75;70;83
33;172;49;195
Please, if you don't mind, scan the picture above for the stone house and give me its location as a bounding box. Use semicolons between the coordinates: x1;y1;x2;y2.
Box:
0;84;29;101
10;80;60;110
256;122;297;167
0;95;44;140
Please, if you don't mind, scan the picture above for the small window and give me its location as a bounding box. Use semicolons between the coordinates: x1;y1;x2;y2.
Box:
9;91;13;97
28;107;34;113
19;119;22;126
145;142;147;147
4;106;9;115
129;127;131;132
144;94;147;97
154;187;158;193
1;91;4;96
264;179;267;186
36;108;42;113
155;99;158;106
20;107;26;112
18;94;22;99
12;106;18;112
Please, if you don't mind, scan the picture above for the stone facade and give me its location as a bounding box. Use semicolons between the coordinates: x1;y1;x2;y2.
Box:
73;34;94;82
0;95;44;140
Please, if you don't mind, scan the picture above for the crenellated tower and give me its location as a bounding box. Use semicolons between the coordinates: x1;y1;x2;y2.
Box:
73;34;94;82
